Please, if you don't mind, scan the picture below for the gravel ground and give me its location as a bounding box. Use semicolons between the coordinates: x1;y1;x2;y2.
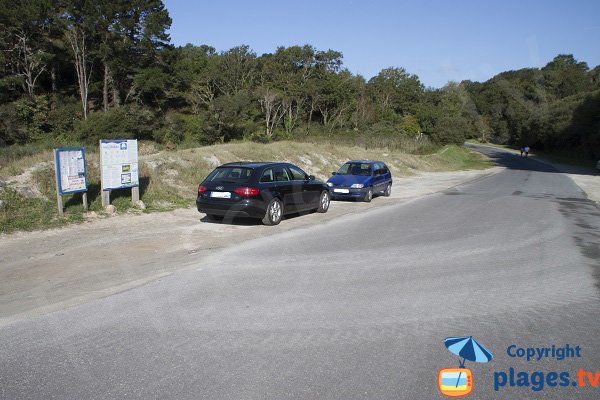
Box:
0;167;501;326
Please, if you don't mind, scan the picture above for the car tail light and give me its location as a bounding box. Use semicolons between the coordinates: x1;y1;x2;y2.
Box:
234;187;260;197
198;185;208;193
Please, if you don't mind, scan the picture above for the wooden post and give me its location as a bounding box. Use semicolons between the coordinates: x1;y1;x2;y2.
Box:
131;186;139;205
99;140;109;208
101;190;110;208
82;192;88;210
54;150;64;217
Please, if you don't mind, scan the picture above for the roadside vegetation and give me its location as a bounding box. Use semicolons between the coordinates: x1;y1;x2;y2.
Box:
0;140;491;234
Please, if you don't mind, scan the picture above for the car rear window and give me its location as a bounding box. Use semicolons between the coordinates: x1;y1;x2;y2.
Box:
207;167;254;183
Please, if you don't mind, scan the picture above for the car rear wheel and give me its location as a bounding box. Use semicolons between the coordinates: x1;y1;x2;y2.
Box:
317;191;330;213
262;198;283;225
363;187;373;202
384;183;392;197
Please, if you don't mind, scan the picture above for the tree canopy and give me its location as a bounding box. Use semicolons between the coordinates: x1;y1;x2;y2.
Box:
0;2;598;159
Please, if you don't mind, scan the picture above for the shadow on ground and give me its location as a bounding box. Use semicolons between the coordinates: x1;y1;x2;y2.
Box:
199;209;318;226
63;177;151;209
467;144;599;177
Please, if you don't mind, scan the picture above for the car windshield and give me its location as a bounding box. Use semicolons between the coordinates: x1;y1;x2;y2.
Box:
337;162;372;176
207;167;254;183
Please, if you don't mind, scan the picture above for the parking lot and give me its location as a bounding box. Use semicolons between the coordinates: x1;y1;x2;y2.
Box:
0;168;500;326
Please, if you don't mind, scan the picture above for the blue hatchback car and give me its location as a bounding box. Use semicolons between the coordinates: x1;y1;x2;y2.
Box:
327;160;393;202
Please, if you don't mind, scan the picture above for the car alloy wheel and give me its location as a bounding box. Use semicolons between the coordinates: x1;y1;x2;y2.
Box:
263;198;283;225
317;191;330;213
363;187;373;203
384;183;392;197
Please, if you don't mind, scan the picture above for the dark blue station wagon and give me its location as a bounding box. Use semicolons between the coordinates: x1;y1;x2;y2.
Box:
196;162;330;225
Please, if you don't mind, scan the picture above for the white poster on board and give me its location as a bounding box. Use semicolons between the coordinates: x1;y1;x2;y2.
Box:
100;139;139;190
55;148;87;194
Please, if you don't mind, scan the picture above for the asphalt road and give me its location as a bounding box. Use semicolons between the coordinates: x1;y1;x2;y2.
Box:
1;146;599;399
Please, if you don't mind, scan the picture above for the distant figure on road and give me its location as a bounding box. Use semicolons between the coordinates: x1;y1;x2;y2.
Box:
524;146;530;157
520;146;524;156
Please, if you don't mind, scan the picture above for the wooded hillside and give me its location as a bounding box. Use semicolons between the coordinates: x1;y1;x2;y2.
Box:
1;1;598;159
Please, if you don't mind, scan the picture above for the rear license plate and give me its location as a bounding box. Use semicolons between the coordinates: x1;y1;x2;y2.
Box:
210;191;231;198
333;188;350;194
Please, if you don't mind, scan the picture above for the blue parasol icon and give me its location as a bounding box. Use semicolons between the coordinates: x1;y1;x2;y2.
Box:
444;336;493;388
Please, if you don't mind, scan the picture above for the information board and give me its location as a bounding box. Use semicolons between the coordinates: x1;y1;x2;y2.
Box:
55;148;87;195
100;139;139;190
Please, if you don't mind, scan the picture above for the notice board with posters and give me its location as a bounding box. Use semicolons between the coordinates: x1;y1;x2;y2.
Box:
100;139;139;190
55;148;88;195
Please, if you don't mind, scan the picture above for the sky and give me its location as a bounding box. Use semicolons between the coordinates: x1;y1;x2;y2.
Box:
163;0;600;88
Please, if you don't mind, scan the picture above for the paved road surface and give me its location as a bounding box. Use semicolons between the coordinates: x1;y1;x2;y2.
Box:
0;168;498;325
1;146;599;399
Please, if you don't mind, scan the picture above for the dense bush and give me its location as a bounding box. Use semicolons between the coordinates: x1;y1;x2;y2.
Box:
0;97;49;145
156;113;209;144
0;102;22;146
47;99;82;137
74;105;160;143
429;116;469;145
364;120;404;136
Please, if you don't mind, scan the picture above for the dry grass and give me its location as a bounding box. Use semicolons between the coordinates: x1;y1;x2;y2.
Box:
149;140;480;196
0;149;55;176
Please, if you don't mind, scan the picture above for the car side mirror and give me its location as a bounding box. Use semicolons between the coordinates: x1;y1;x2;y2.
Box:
331;172;337;175
308;175;315;181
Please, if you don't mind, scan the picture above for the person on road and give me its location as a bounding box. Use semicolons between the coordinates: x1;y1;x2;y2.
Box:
520;146;524;156
524;145;530;157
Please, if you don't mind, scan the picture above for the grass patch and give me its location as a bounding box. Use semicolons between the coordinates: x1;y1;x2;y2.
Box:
0;149;54;176
0;188;85;233
429;145;493;171
294;131;439;154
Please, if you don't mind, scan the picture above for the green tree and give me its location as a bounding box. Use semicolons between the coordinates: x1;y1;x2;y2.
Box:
121;0;172;108
215;45;258;96
0;0;56;101
542;54;589;99
172;44;217;113
367;67;424;117
203;91;256;143
400;114;422;136
426;83;473;145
